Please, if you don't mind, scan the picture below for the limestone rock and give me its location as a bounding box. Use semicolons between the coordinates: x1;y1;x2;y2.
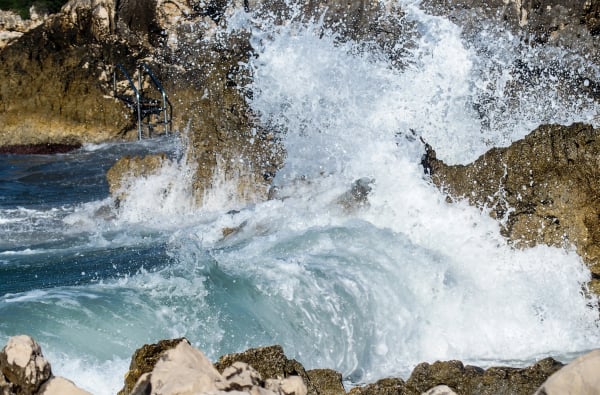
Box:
305;369;345;395
405;357;563;395
266;376;309;395
133;340;222;395
422;385;457;395
38;376;92;395
118;338;186;395
218;362;263;391
424;123;600;286
406;360;482;395
214;345;317;394
124;340;309;395
0;9;47;49
0;335;52;395
534;349;600;395
348;377;406;395
0;3;134;148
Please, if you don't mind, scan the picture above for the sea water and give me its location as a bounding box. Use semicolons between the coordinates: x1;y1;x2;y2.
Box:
1;2;600;394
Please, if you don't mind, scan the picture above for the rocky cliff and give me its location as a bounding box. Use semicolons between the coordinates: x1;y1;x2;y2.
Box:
423;123;600;292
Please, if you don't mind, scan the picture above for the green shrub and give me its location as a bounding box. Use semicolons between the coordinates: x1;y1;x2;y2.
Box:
0;0;68;19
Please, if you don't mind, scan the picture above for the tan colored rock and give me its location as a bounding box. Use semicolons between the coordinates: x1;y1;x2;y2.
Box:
305;369;345;395
266;376;308;395
348;377;406;395
0;335;52;395
0;370;13;395
39;376;92;395
214;345;316;394
422;385;457;395
118;338;185;395
424;123;600;288
218;362;263;391
535;349;600;395
140;340;222;395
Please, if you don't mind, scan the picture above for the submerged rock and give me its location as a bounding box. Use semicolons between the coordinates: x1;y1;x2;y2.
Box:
106;153;169;197
336;177;375;211
424;123;600;290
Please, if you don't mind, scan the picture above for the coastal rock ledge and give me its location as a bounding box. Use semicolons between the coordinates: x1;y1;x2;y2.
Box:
2;335;600;395
423;123;600;292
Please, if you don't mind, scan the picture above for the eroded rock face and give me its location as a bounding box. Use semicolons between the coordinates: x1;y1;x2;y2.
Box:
0;0;136;148
0;335;51;395
423;123;600;286
0;8;48;49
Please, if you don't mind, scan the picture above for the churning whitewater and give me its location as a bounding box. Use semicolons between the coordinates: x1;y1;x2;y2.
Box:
1;2;600;394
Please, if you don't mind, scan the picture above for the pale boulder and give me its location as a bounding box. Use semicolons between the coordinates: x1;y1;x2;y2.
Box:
39;376;92;395
135;340;222;395
535;349;600;395
0;335;51;395
422;385;458;395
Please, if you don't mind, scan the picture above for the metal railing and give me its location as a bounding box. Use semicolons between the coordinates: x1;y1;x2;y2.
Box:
112;63;173;140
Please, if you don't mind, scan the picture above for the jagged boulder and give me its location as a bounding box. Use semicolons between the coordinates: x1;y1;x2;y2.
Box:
120;340;308;395
118;338;185;395
0;335;90;395
534;349;600;394
0;0;136;148
423;123;600;291
349;357;563;395
305;369;345;395
214;344;318;394
0;335;52;395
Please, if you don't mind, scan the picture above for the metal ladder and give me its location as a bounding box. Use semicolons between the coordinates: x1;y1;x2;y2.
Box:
113;63;173;140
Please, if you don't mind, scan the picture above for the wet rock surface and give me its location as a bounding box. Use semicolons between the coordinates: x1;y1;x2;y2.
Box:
423;123;600;289
105;153;168;197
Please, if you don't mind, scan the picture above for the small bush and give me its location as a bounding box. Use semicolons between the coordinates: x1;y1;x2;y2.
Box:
0;0;68;19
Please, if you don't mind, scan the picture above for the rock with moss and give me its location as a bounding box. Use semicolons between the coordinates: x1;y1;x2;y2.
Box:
214;345;318;394
306;369;345;395
348;377;407;395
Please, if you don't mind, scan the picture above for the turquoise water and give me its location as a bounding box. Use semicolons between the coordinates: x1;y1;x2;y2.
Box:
2;3;600;394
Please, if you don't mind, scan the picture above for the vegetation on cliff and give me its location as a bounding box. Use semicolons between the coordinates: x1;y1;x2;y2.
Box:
0;0;67;18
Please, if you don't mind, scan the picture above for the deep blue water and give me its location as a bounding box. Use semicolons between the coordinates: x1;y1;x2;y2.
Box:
0;138;179;295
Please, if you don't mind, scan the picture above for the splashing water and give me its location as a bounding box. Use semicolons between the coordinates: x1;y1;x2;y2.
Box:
1;3;600;394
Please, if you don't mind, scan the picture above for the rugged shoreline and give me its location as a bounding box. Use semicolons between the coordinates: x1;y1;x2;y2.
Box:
2;335;599;395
